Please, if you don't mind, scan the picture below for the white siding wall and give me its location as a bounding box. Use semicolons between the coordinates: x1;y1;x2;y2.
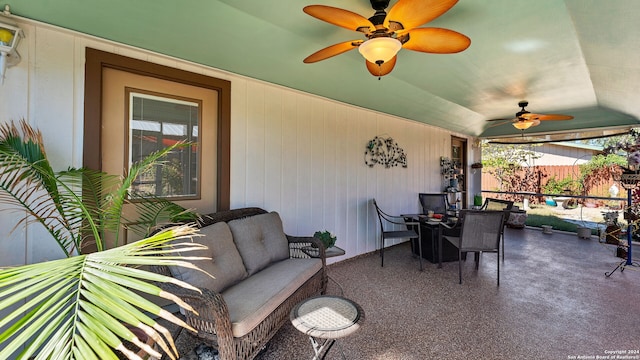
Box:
0;18;477;269
533;143;596;165
229;82;462;258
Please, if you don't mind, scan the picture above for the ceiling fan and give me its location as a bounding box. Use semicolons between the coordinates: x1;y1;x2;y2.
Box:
303;0;470;78
487;100;574;131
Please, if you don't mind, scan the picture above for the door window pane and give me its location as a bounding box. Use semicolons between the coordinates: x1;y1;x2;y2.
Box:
129;92;200;199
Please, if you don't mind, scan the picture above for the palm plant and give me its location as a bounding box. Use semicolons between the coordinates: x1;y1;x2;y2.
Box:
0;120;204;359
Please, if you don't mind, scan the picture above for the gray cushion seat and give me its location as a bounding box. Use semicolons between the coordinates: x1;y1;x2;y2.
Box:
222;258;322;337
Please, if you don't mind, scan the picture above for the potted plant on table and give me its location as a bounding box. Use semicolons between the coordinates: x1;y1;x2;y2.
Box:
0;120;205;360
313;230;337;250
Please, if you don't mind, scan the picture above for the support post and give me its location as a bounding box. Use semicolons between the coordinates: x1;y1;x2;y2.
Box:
606;172;640;277
627;188;633;266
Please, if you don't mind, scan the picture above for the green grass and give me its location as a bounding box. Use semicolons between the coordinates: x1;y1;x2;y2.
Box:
525;212;581;233
519;204;598;234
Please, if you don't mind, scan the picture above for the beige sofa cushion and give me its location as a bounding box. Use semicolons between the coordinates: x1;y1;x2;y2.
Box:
169;221;248;293
221;258;323;337
228;212;290;275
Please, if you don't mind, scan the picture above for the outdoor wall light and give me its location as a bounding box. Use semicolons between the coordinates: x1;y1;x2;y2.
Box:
0;5;23;84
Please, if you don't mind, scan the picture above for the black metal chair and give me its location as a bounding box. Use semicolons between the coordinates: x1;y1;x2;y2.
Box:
480;198;514;260
418;193;449;216
372;199;423;270
440;210;506;285
480;198;514;212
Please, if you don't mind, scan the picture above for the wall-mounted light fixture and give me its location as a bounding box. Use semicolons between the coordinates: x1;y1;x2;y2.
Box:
0;5;23;84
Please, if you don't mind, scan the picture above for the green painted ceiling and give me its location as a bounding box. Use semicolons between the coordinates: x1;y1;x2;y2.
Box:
6;0;640;141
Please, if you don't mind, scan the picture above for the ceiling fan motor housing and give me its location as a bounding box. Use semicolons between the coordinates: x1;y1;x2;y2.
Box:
369;11;388;26
370;0;391;11
516;100;530;118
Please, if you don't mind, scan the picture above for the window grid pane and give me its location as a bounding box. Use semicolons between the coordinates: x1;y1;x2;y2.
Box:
129;93;200;199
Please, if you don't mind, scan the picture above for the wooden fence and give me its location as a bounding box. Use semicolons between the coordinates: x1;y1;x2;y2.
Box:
480;165;617;200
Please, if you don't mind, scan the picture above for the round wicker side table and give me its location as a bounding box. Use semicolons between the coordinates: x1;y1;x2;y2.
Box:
290;295;364;360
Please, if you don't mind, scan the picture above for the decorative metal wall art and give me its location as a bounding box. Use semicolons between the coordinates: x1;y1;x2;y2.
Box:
364;136;407;168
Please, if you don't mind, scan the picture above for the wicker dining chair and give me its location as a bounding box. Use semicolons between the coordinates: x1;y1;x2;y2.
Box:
441;210;506;285
372;199;423;270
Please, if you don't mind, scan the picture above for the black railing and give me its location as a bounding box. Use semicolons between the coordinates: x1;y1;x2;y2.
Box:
481;190;628;203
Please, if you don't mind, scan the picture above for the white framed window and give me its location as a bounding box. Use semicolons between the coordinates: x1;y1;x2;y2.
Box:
128;91;201;199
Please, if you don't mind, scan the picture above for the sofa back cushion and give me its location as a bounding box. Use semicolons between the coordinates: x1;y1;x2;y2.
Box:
228;212;290;276
169;221;248;293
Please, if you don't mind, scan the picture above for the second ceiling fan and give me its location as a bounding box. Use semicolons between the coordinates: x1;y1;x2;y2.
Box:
303;0;470;78
487;100;574;131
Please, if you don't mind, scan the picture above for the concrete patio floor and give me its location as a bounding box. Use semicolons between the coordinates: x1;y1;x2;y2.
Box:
256;226;640;359
169;226;640;359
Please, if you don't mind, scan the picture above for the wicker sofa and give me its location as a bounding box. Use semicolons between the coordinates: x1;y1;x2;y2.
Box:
153;207;327;360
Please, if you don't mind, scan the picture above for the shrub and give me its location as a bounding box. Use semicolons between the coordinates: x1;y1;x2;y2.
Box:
543;176;578;194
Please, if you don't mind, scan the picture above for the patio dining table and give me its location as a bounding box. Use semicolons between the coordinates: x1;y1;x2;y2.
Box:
402;214;460;265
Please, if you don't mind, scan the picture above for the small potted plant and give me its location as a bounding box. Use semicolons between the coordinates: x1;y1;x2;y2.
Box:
313;230;337;249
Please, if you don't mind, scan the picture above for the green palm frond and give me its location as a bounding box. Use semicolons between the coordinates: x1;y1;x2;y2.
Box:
0;121;204;358
75;167;120;225
0;225;209;360
56;167;124;252
0;121;57;195
126;194;200;238
101;142;189;247
0;120;196;254
0;124;83;256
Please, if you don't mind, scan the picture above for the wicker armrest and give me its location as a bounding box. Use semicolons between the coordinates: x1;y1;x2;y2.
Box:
286;235;327;294
152;272;227;313
287;235;326;260
287;235;328;294
151;266;234;340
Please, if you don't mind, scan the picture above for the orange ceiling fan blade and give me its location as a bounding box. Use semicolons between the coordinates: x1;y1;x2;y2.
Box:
304;5;374;33
497;101;574;123
485;120;512;128
528;114;574;121
402;28;470;53
384;0;459;32
304;40;362;63
486;118;513;122
366;55;397;77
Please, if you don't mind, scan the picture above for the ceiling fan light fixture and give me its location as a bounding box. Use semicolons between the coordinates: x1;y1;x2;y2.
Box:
358;37;401;64
512;120;536;130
